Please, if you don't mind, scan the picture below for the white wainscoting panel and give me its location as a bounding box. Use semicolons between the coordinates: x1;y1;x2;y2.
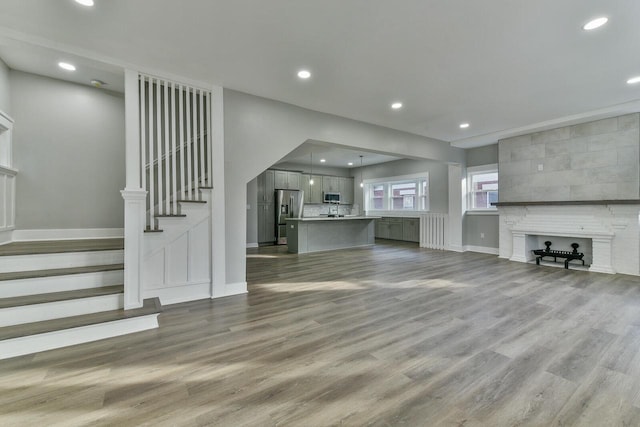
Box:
143;208;212;304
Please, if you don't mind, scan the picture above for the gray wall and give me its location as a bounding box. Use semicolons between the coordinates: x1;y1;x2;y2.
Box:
466;144;498;168
224;89;464;285
463;214;499;249
0;58;10;114
354;158;449;213
499;114;640;202
463;144;499;250
10;71;125;229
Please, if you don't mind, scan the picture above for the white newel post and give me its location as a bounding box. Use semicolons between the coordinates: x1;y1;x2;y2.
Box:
121;69;145;309
447;164;463;252
210;85;228;298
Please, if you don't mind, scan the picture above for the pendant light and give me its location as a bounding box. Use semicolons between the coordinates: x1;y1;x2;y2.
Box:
309;152;314;185
359;155;364;188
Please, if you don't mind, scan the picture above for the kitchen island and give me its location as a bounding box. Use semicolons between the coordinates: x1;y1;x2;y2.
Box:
286;216;379;254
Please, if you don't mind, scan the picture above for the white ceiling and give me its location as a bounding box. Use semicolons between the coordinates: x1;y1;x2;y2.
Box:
0;0;639;149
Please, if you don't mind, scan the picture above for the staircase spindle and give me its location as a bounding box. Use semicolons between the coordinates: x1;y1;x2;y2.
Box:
191;89;199;197
140;77;147;226
155;79;163;215
148;78;155;225
170;82;178;215
206;92;212;186
199;90;205;190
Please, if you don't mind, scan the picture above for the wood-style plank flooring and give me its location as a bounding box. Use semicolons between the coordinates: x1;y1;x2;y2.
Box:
2;240;640;426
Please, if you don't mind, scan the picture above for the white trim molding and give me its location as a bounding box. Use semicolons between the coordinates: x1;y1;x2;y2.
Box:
11;228;124;241
464;245;499;255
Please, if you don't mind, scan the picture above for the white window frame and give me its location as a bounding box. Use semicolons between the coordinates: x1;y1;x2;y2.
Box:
466;164;498;213
363;172;429;215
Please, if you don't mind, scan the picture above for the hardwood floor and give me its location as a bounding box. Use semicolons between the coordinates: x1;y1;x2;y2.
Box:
2;240;640;426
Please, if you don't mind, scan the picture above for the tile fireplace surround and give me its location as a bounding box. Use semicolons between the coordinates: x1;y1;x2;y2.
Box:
496;201;640;276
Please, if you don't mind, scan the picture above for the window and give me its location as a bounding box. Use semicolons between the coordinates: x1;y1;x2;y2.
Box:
364;173;429;212
467;164;498;211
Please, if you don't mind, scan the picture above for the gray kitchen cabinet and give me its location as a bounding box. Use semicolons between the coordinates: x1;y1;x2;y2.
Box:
303;174;329;204
322;176;340;193
301;174;311;203
287;172;301;190
275;170;301;190
257;203;275;243
388;218;404;240
274;170;288;189
257;170;275;203
339;177;354;205
403;217;420;242
375;218;390;239
375;216;420;242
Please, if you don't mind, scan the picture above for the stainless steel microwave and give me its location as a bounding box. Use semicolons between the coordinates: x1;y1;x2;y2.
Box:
324;192;341;204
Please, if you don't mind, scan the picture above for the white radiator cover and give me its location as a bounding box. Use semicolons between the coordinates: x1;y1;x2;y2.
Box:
498;204;640;275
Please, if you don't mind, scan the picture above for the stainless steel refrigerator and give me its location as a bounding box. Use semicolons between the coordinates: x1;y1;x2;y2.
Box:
276;189;304;245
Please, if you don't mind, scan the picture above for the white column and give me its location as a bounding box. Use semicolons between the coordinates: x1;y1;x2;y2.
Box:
590;236;615;274
210;85;230;298
122;69;145;309
509;232;528;262
447;164;463;252
121;189;146;308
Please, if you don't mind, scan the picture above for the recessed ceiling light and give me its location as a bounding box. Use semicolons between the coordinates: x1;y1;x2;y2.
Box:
297;70;311;79
75;0;94;6
320;158;326;163
348;162;353;166
391;102;403;109
583;17;608;30
58;62;76;71
459;123;470;129
627;76;640;85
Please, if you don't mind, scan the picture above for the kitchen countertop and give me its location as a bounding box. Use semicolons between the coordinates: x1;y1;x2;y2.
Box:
286;216;380;222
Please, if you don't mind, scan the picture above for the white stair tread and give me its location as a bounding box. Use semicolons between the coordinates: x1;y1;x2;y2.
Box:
0;238;123;256
0;264;124;282
0;285;124;309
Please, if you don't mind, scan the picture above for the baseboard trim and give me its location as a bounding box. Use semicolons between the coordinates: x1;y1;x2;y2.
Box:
145;282;212;306
447;244;464;253
246;242;259;248
0;229;12;245
464;245;499;255
218;281;248;298
12;228;125;241
0;314;159;360
211;282;248;299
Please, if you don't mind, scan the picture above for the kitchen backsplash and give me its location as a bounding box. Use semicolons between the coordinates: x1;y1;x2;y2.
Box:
303;204;358;217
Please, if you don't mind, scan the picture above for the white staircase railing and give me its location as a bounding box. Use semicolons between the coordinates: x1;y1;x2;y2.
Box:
138;74;213;229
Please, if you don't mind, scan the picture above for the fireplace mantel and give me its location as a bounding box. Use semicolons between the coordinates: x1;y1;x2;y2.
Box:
493;200;640;207
496;203;640;276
